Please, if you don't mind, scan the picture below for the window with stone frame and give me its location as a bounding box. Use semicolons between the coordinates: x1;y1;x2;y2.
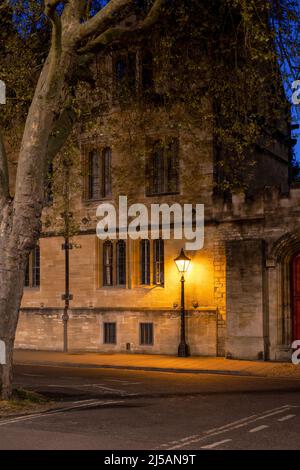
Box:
116;240;126;286
25;245;40;288
103;322;117;344
146;138;180;196
86;147;112;200
140;322;154;345
102;147;112;198
102;240;127;287
103;240;113;287
153;239;164;286
140;239;151;285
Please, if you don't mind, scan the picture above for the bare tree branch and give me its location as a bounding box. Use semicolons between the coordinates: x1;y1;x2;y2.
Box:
79;0;166;54
44;0;63;58
0;130;10;204
44;0;63;25
78;0;132;41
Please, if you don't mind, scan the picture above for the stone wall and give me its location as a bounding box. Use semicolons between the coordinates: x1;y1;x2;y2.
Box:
15;308;217;356
226;239;267;360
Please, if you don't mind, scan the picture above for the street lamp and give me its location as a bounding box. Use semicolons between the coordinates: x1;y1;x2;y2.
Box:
174;248;191;357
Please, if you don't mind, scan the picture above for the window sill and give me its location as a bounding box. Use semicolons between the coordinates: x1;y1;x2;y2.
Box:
97;286;128;290
24;287;40;291
145;192;180;197
83;197;113;204
137;284;164;289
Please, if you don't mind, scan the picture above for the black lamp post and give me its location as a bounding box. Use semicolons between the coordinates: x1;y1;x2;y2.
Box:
61;211;73;353
174;248;191;357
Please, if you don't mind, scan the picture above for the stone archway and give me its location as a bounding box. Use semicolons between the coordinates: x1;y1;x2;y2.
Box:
268;231;300;359
291;253;300;342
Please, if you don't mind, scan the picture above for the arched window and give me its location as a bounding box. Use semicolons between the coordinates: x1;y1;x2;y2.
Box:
103;241;113;287
147;138;179;195
152;140;164;194
140;239;150;285
88;150;101;200
25;245;40;288
102;147;112;197
86;148;112;200
116;240;126;286
167;138;179;193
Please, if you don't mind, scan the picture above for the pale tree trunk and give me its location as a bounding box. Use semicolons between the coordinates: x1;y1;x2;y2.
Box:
0;224;26;400
0;46;77;399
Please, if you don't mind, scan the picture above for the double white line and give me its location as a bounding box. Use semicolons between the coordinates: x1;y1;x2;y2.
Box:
159;405;298;450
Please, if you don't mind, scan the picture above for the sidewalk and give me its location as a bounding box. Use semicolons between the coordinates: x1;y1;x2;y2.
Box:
13;349;300;380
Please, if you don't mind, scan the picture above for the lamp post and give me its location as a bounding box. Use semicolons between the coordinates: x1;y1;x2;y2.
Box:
61;211;73;353
174;248;191;357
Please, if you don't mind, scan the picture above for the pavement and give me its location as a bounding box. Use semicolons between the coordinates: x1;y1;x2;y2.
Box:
13;349;300;379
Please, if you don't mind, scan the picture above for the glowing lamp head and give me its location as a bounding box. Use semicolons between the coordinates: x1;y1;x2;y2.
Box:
174;248;191;274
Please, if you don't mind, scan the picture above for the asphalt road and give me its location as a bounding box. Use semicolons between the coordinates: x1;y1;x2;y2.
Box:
0;363;300;450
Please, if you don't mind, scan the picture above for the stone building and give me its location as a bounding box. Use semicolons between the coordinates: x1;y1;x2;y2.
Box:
14;6;300;362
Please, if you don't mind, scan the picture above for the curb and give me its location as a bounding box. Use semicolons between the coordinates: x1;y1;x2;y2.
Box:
14;360;274;378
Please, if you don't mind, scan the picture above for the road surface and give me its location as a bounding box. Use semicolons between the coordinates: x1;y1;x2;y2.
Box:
0;363;299;450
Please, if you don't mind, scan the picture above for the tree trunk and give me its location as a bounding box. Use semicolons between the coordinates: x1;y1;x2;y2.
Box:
0;205;27;399
0;45;76;399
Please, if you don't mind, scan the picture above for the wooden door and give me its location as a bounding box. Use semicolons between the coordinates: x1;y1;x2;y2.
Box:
292;253;300;341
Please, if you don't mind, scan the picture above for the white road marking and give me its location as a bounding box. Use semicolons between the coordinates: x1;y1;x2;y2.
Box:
201;439;232;449
80;384;128;394
0;399;124;427
71;399;98;404
106;379;141;385
159;405;296;450
204;414;258;434
249;425;269;433
278;414;296;422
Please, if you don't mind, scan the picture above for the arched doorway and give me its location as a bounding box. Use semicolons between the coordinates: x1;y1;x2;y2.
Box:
291;253;300;342
267;230;300;359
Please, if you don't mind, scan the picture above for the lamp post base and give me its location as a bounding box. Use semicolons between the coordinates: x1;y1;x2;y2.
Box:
178;342;190;357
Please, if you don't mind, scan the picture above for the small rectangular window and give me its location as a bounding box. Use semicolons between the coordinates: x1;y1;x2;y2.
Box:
104;322;116;344
140;323;154;345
